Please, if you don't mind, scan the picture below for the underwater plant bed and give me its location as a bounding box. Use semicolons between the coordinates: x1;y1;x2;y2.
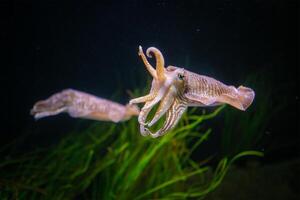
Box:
0;106;262;200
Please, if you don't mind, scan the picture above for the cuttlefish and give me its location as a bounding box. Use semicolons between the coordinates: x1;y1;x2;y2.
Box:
130;46;255;138
31;89;140;122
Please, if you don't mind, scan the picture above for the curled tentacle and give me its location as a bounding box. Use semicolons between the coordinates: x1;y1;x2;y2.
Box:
146;47;165;81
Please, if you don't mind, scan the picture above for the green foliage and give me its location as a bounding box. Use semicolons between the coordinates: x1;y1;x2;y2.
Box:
0;104;262;199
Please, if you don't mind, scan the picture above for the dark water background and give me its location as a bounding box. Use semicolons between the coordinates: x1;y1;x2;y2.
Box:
4;1;298;162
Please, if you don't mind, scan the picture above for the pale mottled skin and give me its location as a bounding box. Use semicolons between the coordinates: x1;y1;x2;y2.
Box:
31;89;140;123
130;46;255;138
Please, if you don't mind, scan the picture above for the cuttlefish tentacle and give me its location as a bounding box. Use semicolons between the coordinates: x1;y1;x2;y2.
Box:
146;47;165;81
129;93;155;104
142;89;165;110
147;71;187;134
137;81;166;135
138;46;157;79
130;46;169;128
137;85;156;128
147;86;176;127
147;68;187;127
147;98;188;138
129;79;160;105
138;47;167;110
138;101;153;135
130;46;165;105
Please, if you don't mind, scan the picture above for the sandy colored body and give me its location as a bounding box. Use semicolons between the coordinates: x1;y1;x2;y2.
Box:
31;89;139;123
130;46;255;137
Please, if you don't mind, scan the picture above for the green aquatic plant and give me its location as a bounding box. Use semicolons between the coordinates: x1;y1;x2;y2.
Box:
0;102;262;200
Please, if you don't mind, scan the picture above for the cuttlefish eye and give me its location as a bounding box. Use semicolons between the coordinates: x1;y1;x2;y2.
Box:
177;73;185;80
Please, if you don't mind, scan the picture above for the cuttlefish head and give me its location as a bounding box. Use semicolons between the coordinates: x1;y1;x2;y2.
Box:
165;65;186;92
130;46;187;137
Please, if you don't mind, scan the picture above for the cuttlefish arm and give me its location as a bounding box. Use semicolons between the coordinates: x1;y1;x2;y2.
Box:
129;46;166;105
130;46;169;131
138;85;176;136
31;89;140;123
147;85;176;127
145;98;188;138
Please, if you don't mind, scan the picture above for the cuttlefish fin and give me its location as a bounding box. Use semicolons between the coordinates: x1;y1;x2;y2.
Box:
218;86;255;111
